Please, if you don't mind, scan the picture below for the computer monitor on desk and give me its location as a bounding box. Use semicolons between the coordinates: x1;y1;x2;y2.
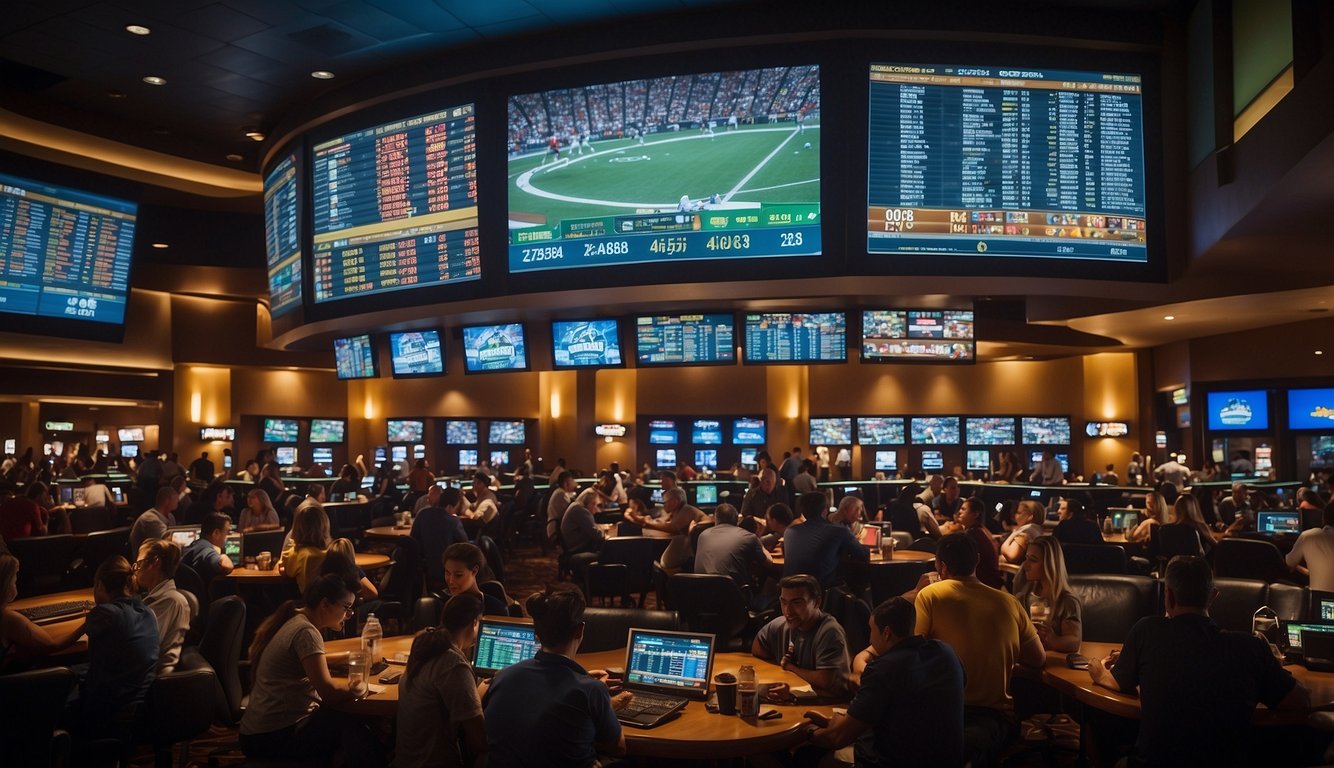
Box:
1110;509;1139;532
166;526;201;549
1257;511;1300;536
474;617;538;678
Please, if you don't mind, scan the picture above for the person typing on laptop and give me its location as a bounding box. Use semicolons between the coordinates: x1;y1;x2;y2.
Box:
752;574;852;698
1287;503;1334;590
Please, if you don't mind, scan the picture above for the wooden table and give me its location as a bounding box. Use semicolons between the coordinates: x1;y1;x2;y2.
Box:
328;637;839;758
362;525;412;541
226;552;392;582
10;588;94;651
771;549;934;566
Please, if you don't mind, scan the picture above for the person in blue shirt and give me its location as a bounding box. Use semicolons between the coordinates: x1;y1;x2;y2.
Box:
181;512;236;583
782;492;868;587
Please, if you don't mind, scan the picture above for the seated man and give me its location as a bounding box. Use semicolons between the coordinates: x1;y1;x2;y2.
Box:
1089;556;1308;767
78;475;117;510
544;471;577;544
1052;495;1103;546
463;473;500;535
809;597;965;766
628;486;703;574
134;538;193;672
129;486;179;553
782;492;867;588
1287;503;1334;592
760;502;797;552
694;502;771;588
740;468;784;523
751;574;851;698
411;487;469;591
181;512;236;582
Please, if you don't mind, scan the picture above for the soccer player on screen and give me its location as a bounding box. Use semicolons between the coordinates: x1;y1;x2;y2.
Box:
542;134;561;165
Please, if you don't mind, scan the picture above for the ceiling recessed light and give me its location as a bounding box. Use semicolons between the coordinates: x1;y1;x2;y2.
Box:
151;243;169;249
125;24;151;36
106;89;126;99
1163;315;1175;321
311;70;335;80
142;75;166;86
1317;350;1325;356
244;130;265;142
225;153;243;162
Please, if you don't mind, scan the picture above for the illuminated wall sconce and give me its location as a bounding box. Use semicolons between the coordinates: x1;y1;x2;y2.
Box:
190;391;202;423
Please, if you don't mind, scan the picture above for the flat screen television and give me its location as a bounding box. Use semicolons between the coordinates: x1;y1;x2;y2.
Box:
310;104;480;303
874;450;898;471
694;449;718;470
1030;450;1070;473
413;444;426;460
507;65;821;274
374;446;387;463
1022;417;1072;444
387;419;425;443
263;153;302;317
691;419;722;445
1290;388;1334;431
311;447;334;466
263;418;300;443
388;330;444;378
740;448;758;468
462;323;529;373
275;446;298;466
695;484;718;505
911;417;960;445
391;445;408;463
309;419;346;443
446;420;479;444
920;450;944;471
635;313;736;366
857;417;906;445
656;449;677;468
0;171;137;333
810;417;852;445
488;421;526;445
334;334;379;380
966;449;991;471
648;419;678;444
866;64;1148;266
966;417;1016;445
744;312;846;363
118;427;146;443
120;444;139;458
458;449;478;469
732;418;766;445
1206;390;1269;431
490;450;510;468
861;309;975;362
551;319;623;369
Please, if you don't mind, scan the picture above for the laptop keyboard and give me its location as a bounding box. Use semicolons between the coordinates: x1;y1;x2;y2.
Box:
619;690;687;717
18;599;94;625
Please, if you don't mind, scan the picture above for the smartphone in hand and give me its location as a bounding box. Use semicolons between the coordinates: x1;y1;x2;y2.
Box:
804;710;831;728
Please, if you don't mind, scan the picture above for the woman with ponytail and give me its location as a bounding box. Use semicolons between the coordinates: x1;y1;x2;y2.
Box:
395;593;488;767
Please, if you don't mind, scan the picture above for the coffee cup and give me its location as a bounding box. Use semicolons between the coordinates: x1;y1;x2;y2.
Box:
714;672;737;715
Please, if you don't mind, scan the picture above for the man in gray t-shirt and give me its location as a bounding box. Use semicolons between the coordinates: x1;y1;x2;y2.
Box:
751;574;850;697
694;503;770;588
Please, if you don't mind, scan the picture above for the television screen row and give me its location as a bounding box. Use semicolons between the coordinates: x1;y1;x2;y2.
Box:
810;416;1071;445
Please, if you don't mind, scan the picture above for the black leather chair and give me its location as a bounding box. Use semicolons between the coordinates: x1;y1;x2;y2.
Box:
1214;538;1293;584
1210;577;1269;632
479;579;513;613
378;538;425;632
823;586;871;653
581;607;681;652
188;595;246;726
70;505;114;533
585;563;631;606
0;666;77;768
596;537;659;608
174;562;210;642
1061;542;1129;575
477;534;505;583
1268;582;1308;621
908;537;938;553
137;668;219;768
865;560;934;605
1152;525;1203;562
9;534;77;595
70;527;130;588
1067;574;1160;643
412;596;443;631
241;529;287;560
667;573;752;650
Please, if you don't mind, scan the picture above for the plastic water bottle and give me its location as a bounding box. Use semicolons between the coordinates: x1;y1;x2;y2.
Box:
738;664;758;717
1103;515;1113;535
362;613;382;663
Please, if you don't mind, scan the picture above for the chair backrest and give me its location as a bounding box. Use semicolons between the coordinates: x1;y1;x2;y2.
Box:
0;666;77;767
70;506;114;534
866;560;934;606
174;562;209;616
908;537;938;553
72;527;131;587
382;537;424;607
1268;582;1308;622
822;587;871;653
1061;543;1129;575
477;535;505;583
585;563;630;601
1302;508;1324;531
9;534;77;596
1213;538;1288;583
688;520;715;553
666;573;748;644
138;668;218;748
241;529;287;559
598;537;659;592
412;596;442;632
479;579;510;609
889;531;915;550
195;595;245;723
1154;525;1203;559
581;607;681;652
1211;577;1269;632
1068;574;1161;643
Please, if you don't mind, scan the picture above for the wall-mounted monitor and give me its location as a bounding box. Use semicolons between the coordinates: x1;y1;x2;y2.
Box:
857;417;905;445
966;417;1016;446
656;448;677;468
507;65;821;274
694;449;718;470
263;153;302;317
311;447;334;466
740;448;758;468
866;64;1148;265
691;419;723;445
118;427;146;443
387;419;425;443
0;171;137;331
263;419;300;443
462;323;529;373
911;417;960;445
810;417;853;445
388;329;444;378
488;421;526;445
458;449;478;469
732;418;766;445
920;450;944;471
861;310;975;362
874;450;898;471
551;319;623;369
1022;417;1072;444
334;334;379;380
648;419;678;444
635;313;736;366
121;444;139;458
391;445;408;463
966;449;991;471
1030;450;1070;473
1289;388;1334;431
413;444;426;460
275;446;298;466
1206;390;1269;431
490;450;510;468
743;312;846;363
446;420;479;445
311;104;480;303
310;419;346;444
695;484;719;505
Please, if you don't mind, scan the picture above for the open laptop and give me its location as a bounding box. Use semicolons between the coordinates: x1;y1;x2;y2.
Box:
857;525;883;551
1310;590;1334;623
1110;509;1139;533
617;628;715;728
1281;620;1334;660
166;526;201;549
223;532;244;561
1257;511;1301;536
473;617;539;679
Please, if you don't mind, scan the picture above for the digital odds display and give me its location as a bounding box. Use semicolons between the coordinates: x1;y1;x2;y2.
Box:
692;419;723;445
0;171;137;325
333;334;378;380
551;319;623;368
389;329;444;378
635;313;735;366
861;309;975;362
309;419;346;443
311;104;480;303
1206;390;1269;431
462;323;529;373
263;154;302;317
867;64;1148;264
649;420;678;444
732;418;766;445
743;312;846;363
507;65;821;273
488;421;526;445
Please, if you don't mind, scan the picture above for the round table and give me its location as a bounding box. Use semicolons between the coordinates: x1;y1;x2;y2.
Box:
226;551;392;582
363;525;413;541
327;636;842;758
771;549;934;566
9;588;94;651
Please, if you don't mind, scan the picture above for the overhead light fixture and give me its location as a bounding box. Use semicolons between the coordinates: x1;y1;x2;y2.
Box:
151;242;169;249
1163;315;1175;321
106;89;127;99
311;70;335;80
244;130;265;142
125;24;151;35
1318;350;1325;356
225;153;243;162
142;75;166;86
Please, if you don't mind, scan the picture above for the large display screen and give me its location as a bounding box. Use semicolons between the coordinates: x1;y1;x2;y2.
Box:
810;417;852;444
861;310;975;362
446;420;479;444
635;313;735;366
263;153;302;317
732;418;766;445
911;417;961;445
692;419;723;445
333;334;378;380
263;418;300;443
388;329;444;378
966;417;1016;445
551;319;623;368
1289;389;1334;431
311;105;480;303
649;419;678;444
118;427;145;443
867;64;1148;264
874;450;897;471
309;419;346;443
387;419;425;443
1206;390;1269;431
462;323;529;373
1022;416;1072;444
0;171;137;326
507;65;821;273
489;421;526;445
967;449;991;471
743;312;846;363
857;417;906;445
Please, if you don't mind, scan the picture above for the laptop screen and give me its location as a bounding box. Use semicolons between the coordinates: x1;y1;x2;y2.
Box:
1282;620;1334;653
474;618;539;676
224;533;243;560
858;526;882;548
1111;510;1138;532
695;484;718;505
624;628;714;698
167;527;201;548
1257;511;1301;535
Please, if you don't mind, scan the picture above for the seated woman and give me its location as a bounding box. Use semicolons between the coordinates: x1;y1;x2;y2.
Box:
1126;490;1167;544
1163;495;1215;557
443;542;507;616
0;553;59;670
1011;536;1082;653
281;505;331;593
239;574;379;765
395;594;488;768
320;538;378;601
999;500;1046;565
240;488;282;532
482;587;632;765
